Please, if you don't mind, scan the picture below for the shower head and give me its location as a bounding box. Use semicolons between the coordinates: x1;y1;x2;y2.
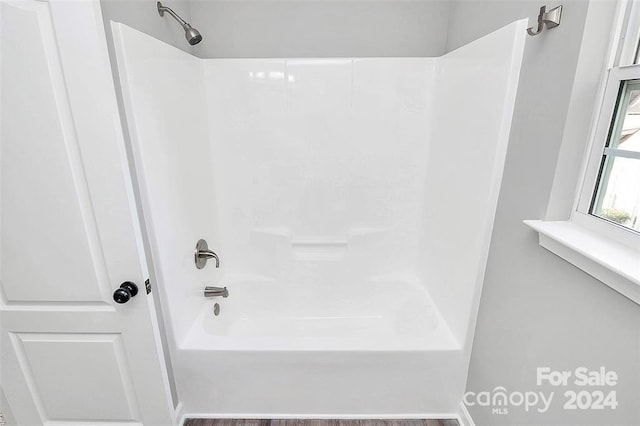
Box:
157;2;203;46
184;25;202;46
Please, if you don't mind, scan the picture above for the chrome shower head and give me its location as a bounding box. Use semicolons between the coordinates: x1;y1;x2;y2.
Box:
184;24;202;46
157;2;203;46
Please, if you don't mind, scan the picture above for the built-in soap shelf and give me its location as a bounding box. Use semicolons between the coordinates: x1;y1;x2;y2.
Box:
291;238;348;261
252;226;391;262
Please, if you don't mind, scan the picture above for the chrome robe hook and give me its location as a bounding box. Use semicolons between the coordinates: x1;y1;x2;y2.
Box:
527;5;563;36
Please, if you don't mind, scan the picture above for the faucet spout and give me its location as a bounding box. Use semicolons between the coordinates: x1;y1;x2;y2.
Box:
204;286;228;298
194;239;220;269
198;249;219;267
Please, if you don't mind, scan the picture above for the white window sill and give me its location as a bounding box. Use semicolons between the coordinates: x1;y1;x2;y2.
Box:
524;220;640;305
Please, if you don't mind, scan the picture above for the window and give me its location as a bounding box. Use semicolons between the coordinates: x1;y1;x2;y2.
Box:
590;80;640;232
575;0;640;243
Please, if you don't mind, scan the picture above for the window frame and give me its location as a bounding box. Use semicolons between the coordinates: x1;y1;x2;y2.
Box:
573;0;640;251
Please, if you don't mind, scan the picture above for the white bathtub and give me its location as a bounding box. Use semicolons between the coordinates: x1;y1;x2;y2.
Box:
177;277;464;418
182;277;458;351
113;18;525;421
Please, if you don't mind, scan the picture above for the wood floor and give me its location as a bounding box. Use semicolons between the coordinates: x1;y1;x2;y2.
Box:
184;420;459;426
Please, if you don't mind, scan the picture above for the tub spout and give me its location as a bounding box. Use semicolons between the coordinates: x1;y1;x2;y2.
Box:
204;286;228;298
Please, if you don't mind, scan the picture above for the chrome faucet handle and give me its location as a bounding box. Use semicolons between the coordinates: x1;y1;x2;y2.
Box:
204;286;228;298
195;239;219;269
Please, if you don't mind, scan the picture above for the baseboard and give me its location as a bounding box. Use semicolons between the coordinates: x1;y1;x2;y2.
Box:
179;412;462;425
456;402;475;426
174;401;185;426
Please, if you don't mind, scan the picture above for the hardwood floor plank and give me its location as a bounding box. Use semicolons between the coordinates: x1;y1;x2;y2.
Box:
184;419;270;426
272;420;342;426
184;419;459;426
271;420;342;426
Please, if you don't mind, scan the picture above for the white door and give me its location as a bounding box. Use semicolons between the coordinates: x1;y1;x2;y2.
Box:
0;1;175;425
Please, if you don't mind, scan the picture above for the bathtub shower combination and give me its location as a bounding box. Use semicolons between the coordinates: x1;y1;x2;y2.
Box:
113;19;526;421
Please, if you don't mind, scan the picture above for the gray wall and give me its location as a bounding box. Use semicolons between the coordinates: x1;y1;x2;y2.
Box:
446;1;640;425
189;1;450;58
100;0;193;55
99;0;450;58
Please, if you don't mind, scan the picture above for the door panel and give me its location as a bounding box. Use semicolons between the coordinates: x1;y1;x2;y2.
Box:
0;0;107;304
10;333;139;421
0;1;175;424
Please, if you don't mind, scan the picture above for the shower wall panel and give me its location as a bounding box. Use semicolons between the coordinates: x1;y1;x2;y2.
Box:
420;20;526;344
204;58;437;287
113;23;216;342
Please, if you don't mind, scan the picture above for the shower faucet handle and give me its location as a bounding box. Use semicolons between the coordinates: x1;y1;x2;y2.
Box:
195;239;219;269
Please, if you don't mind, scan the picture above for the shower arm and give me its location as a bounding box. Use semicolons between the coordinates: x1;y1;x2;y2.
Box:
157;2;189;29
156;1;202;45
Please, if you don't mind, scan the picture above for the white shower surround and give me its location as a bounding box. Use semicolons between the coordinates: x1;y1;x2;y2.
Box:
113;20;525;421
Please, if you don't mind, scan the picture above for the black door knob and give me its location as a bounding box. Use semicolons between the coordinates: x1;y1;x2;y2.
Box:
113;281;139;304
